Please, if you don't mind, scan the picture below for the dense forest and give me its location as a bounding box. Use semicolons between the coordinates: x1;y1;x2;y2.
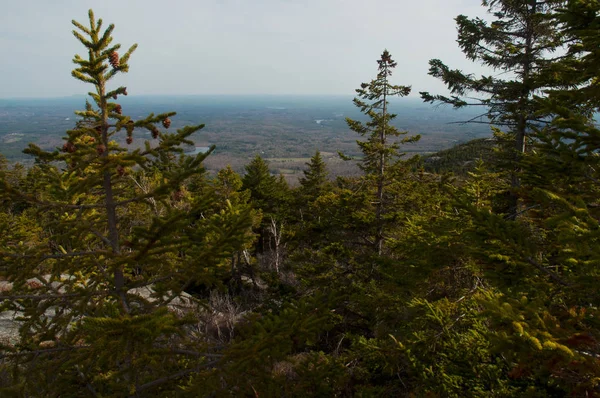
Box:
1;1;599;396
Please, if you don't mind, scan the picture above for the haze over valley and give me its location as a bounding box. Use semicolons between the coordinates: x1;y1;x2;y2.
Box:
0;95;491;180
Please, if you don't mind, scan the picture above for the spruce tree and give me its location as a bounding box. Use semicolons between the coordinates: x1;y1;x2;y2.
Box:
242;155;278;215
210;166;261;285
241;155;291;272
0;10;252;395
296;150;329;224
420;0;567;205
345;49;419;254
547;0;600;112
498;4;600;391
420;3;600;391
299;150;328;201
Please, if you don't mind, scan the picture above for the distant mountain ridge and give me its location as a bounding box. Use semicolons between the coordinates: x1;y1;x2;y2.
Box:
422;138;497;174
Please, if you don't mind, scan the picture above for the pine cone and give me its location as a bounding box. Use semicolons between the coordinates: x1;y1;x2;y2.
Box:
151;126;159;139
162;118;171;129
126;121;134;134
96;144;106;155
126;136;133;145
117;165;126;176
113;94;118;100
62;142;76;153
123;88;128;96
109;51;119;69
114;104;122;115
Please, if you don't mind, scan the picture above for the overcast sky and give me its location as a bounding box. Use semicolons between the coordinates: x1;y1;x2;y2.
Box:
0;0;490;98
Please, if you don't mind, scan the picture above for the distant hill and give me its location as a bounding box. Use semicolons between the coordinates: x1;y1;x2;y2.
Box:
422;138;497;174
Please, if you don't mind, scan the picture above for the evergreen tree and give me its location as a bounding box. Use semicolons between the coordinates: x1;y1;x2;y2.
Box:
547;0;600;112
298;150;328;202
241;155;291;272
492;3;600;391
242;154;279;215
418;3;600;391
294;150;330;234
345;49;419;254
420;0;568;209
211;166;261;285
0;155;27;214
0;10;252;395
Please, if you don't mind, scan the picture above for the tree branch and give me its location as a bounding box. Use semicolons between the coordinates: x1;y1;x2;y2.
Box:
0;344;91;360
132;361;219;395
526;256;571;286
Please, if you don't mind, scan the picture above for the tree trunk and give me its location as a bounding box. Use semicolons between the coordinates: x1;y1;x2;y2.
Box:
268;217;283;273
375;65;388;256
509;0;537;219
99;79;129;314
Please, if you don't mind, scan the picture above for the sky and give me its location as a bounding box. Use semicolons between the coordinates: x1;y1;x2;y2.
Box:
0;0;490;98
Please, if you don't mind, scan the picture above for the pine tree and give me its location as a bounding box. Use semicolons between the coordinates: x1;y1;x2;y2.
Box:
0;10;252;395
298;150;328;202
345;49;419;254
497;4;600;391
242;155;278;215
530;0;600;202
241;155;291;273
434;4;600;388
0;155;26;214
210;166;261;285
420;0;568;209
294;150;330;234
547;0;600;112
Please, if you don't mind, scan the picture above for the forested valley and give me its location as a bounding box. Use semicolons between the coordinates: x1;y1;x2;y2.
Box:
1;1;599;396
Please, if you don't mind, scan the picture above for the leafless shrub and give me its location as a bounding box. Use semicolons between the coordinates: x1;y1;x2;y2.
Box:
197;290;246;344
272;352;311;380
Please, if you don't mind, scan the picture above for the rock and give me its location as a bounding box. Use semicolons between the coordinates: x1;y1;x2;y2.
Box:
0;277;198;345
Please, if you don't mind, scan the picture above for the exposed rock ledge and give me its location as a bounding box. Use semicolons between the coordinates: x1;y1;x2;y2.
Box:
0;276;196;345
